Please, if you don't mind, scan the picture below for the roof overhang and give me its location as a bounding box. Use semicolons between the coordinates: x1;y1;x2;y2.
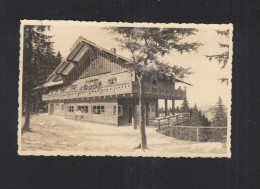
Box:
32;80;63;90
45;37;131;83
175;78;193;86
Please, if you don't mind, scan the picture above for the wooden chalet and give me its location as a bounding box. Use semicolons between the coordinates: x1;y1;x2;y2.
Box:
36;36;189;126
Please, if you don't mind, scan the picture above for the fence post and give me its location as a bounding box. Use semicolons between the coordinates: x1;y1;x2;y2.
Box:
197;127;199;142
158;120;161;131
176;115;179;125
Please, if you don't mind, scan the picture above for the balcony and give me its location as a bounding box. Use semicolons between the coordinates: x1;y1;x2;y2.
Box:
42;82;132;101
42;81;186;101
132;81;186;99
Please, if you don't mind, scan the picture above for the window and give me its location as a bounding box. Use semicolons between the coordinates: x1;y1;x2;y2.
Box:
78;106;88;113
92;105;105;114
61;104;64;110
89;79;98;84
108;78;117;85
56;104;59;107
69;106;74;112
113;105;117;115
118;105;123;116
92;106;96;114
151;75;157;85
152;79;157;85
84;79;100;90
84;106;88;113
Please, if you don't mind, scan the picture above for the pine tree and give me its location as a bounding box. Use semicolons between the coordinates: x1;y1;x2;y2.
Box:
175;106;180;113
189;104;210;126
201;113;210;126
193;104;198;116
190;104;200;126
198;110;202;120
22;25;59;133
189;107;193;118
56;51;63;65
206;30;230;85
180;96;189;113
212;96;227;126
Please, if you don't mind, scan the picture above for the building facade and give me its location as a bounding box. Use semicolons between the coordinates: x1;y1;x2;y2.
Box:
37;37;187;126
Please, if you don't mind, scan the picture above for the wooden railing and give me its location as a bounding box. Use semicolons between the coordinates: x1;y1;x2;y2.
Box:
147;113;191;131
42;82;132;101
42;81;186;101
132;81;186;99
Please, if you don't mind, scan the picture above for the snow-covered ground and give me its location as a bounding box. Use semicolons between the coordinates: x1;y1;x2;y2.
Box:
20;113;227;156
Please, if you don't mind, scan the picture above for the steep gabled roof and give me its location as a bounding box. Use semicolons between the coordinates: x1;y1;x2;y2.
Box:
46;36;131;82
34;36;192;90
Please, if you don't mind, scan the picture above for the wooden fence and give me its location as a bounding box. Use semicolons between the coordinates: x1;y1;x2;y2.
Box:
148;114;227;143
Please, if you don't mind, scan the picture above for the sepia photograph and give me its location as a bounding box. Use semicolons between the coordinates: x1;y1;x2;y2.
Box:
18;20;232;157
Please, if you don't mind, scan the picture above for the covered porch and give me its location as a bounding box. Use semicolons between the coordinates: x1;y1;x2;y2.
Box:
121;95;187;128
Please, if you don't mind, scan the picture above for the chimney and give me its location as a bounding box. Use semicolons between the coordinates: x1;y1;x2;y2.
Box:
110;48;116;54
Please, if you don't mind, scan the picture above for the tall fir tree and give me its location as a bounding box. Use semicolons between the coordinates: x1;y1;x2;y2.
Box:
212;96;227;126
193;103;198;116
206;30;230;85
56;51;63;65
180;96;189;113
189;107;193;118
189;103;210;126
175;106;180;113
22;25;60;133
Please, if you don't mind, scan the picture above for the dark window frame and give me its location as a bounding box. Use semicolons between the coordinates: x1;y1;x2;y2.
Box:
69;106;74;112
113;105;117;115
92;105;105;114
108;78;117;85
152;79;157;85
78;105;88;113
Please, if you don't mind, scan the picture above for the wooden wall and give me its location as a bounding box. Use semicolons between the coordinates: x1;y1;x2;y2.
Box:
68;49;127;83
64;98;118;125
48;102;65;117
143;76;175;90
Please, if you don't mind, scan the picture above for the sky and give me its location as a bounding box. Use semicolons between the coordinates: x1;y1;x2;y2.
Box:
46;23;232;109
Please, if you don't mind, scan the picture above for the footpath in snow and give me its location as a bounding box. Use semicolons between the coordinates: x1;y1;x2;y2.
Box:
20;113;227;156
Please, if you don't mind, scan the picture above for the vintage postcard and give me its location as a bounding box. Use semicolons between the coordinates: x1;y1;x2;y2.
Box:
18;20;232;157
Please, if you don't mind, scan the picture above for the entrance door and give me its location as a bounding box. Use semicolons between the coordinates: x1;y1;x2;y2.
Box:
50;104;54;115
128;106;132;123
